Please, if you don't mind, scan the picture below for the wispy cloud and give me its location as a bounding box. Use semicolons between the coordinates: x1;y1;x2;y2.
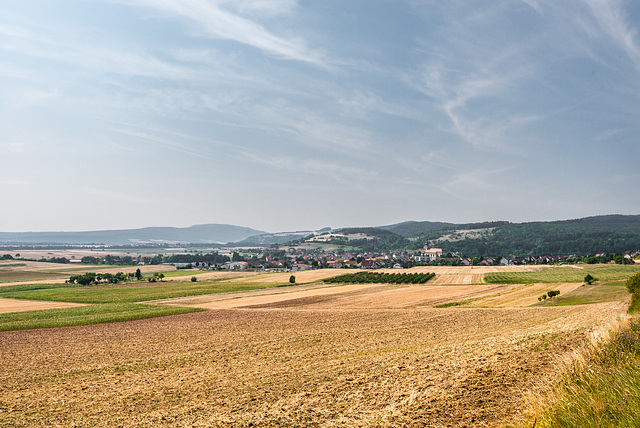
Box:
239;151;377;185
583;0;640;71
124;0;325;65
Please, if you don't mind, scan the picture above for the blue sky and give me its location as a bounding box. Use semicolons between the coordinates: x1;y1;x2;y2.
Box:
1;0;639;233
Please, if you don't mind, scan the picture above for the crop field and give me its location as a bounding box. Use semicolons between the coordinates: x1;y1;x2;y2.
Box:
485;264;640;284
0;260;178;285
0;263;638;427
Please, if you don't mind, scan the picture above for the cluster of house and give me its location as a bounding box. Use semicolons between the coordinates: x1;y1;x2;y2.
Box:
164;245;640;272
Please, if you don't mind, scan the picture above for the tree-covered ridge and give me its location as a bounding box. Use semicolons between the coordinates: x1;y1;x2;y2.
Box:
378;221;455;238
332;228;412;253
287;215;640;257
431;215;640;257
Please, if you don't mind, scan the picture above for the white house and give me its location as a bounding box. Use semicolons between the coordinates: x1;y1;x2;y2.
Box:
222;261;248;270
424;244;443;261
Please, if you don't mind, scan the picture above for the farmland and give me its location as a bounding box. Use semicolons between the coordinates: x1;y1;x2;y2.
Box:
0;262;638;426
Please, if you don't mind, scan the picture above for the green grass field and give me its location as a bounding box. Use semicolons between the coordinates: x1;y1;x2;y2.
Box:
0;279;284;304
485;265;640;284
0;278;286;330
158;269;205;278
0;303;202;332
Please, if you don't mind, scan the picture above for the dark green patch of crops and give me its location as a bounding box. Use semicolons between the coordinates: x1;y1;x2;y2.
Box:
323;271;435;284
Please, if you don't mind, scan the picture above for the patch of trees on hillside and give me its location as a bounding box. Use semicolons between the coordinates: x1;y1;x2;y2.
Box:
432;220;640;257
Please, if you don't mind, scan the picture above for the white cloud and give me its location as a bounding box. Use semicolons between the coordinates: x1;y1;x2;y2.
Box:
123;0;325;65
583;0;640;71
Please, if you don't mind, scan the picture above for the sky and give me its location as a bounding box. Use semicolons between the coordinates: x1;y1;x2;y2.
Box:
1;0;640;233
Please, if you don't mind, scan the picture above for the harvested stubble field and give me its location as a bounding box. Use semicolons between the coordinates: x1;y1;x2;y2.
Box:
0;264;635;427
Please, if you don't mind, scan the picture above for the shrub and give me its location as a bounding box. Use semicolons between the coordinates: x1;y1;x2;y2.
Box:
191;276;197;282
626;273;640;294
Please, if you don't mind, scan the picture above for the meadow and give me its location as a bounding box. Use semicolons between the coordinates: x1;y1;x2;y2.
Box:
0;262;638;426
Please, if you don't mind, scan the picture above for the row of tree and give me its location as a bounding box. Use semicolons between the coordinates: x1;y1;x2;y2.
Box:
324;272;435;284
67;271;131;285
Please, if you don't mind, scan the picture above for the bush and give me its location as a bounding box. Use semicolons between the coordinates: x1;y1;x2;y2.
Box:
191;276;197;282
626;273;640;294
627;273;640;314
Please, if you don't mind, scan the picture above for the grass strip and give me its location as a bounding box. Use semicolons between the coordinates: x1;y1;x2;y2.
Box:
529;318;640;428
485;265;640;284
434;300;470;308
0;280;283;304
0;303;202;331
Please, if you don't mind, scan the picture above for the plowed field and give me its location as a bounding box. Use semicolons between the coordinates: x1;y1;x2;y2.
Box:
0;304;626;427
0;265;632;427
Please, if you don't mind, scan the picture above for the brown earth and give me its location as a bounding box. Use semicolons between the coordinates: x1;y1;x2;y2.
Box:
0;265;631;426
0;303;626;427
160;282;520;310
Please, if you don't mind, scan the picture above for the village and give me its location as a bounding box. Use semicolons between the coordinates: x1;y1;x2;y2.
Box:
170;242;639;272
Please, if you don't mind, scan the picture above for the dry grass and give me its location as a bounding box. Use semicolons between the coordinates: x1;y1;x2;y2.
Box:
465;282;586;308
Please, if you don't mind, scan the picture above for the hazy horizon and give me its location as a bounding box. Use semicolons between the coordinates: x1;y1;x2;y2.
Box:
2;1;640;233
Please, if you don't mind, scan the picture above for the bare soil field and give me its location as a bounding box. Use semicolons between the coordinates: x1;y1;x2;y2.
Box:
161;283;520;310
245;268;356;284
0;265;631;427
0;303;627;427
0;298;87;314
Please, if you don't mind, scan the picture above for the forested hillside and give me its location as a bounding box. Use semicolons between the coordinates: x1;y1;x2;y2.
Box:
318;216;640;256
429;215;640;256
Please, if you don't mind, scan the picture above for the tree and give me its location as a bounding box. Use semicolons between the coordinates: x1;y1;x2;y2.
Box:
626;273;640;294
584;274;596;285
191;276;197;282
289;275;296;284
135;268;142;280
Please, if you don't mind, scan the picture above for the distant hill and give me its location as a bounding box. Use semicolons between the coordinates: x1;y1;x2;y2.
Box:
232;231;319;247
379;221;455;237
429;215;640;256
0;224;266;246
2;215;639;255
283;215;640;256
